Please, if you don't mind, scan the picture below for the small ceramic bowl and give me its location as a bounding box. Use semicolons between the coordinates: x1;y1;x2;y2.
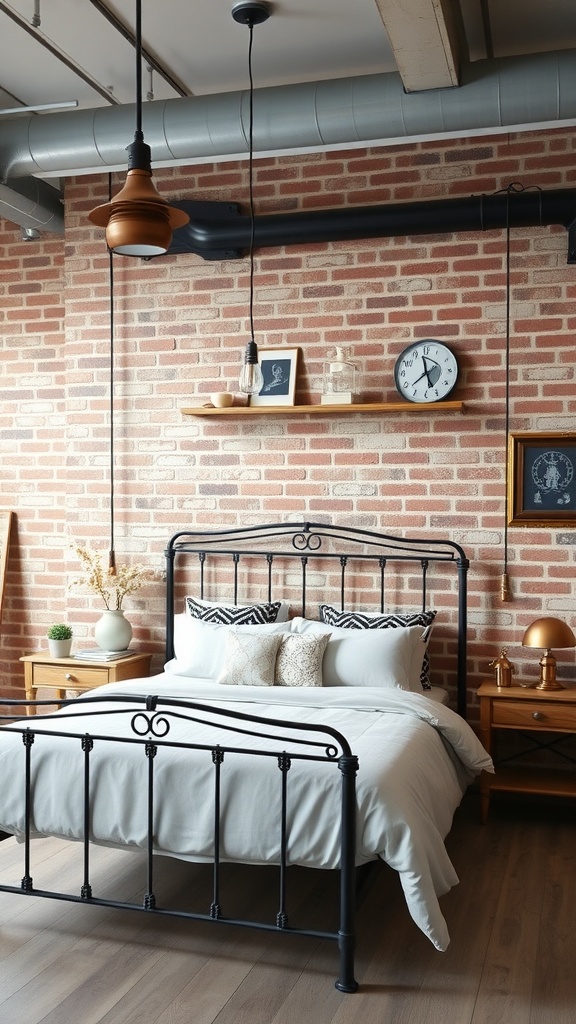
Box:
210;392;234;408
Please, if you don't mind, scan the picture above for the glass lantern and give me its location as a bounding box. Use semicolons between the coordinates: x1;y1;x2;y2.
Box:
322;346;357;404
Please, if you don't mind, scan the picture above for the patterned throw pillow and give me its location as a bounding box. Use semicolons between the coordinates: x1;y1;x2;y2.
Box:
318;606;437;689
216;629;283;686
275;632;330;687
186;596;282;625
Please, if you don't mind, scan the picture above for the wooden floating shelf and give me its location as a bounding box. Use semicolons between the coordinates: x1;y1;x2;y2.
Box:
182;400;464;417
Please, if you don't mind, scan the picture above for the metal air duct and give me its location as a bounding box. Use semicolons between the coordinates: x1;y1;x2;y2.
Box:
166;189;576;262
1;50;576;182
2;49;576;236
0;176;63;234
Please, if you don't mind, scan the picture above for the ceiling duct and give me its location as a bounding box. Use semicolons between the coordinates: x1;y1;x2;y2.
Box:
1;49;576;182
2;49;576;236
167;189;576;263
0;176;63;234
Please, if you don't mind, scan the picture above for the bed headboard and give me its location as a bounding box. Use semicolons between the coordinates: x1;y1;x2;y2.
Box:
164;521;469;717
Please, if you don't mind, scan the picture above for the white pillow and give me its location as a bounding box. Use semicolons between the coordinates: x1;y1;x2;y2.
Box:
216;629;283;687
290;617;427;691
318;604;436;690
275;632;330;687
168;614;290;678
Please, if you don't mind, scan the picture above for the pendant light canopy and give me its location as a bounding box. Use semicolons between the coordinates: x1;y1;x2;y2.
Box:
88;0;188;256
233;1;271;395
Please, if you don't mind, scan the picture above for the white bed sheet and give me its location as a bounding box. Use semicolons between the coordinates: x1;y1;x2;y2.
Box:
0;673;492;951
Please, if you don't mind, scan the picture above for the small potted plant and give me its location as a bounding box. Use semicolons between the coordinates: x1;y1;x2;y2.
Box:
47;623;73;659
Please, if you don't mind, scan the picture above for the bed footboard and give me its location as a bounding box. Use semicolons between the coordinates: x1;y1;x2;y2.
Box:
0;693;360;993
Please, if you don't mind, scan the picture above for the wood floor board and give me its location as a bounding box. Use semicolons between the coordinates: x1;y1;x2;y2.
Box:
528;814;576;1024
470;801;570;1024
0;794;575;1024
96;861;324;1024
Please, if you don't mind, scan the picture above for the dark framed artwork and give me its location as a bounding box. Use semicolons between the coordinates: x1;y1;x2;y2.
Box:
508;432;576;526
249;347;299;406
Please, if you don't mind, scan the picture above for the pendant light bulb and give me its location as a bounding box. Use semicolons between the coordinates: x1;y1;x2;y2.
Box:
239;339;264;394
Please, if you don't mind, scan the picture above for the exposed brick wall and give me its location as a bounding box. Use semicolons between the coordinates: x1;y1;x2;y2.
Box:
2;128;576;719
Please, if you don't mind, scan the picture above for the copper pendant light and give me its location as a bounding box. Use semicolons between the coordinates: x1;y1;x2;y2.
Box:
88;0;188;255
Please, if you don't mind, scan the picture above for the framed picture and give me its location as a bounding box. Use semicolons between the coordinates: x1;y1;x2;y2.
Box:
249;347;299;406
508;433;576;526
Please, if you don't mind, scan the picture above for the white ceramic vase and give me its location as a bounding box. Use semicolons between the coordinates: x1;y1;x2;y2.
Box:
94;609;133;652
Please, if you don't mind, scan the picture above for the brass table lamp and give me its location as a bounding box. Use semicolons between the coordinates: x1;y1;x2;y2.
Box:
521;617;576;690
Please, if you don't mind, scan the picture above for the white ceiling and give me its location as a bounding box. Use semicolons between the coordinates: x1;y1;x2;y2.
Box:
0;0;574;117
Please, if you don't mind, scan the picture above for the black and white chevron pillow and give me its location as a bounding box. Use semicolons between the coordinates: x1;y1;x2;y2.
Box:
186;596;283;625
318;605;436;689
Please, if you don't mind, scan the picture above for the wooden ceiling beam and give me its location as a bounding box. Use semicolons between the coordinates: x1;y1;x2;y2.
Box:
373;0;462;91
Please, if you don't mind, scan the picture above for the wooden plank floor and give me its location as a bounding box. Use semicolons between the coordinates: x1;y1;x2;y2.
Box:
0;791;574;1024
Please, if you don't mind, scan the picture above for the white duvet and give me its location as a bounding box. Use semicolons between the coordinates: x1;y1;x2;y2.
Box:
0;674;492;951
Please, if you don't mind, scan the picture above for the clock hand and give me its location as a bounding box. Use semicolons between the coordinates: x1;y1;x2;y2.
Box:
411;369;429;385
411;357;434;388
421;356;434;388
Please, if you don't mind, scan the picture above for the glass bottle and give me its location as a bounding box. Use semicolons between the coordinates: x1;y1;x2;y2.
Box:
322;346;357;403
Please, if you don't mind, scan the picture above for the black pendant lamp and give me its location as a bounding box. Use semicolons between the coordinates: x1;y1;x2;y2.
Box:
88;0;188;255
233;1;271;395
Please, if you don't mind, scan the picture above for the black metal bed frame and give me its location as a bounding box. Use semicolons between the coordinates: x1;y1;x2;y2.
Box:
165;520;469;716
0;520;469;993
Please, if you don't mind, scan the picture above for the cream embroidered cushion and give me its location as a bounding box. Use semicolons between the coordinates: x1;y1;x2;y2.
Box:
275;632;330;687
216;628;283;686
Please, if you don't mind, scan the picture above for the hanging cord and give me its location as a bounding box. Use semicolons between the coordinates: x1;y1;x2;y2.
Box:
107;174;116;574
493;181;541;601
501;186;512;601
135;0;143;138
247;19;256;343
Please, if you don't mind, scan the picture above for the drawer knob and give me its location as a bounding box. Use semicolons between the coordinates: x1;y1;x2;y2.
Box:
532;711;545;721
65;673;74;682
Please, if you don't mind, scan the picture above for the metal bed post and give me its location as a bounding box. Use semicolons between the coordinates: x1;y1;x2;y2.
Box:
144;740;157;909
21;730;34;892
335;751;359;993
276;752;291;929
81;734;94;899
456;555;470;719
211;746;224;919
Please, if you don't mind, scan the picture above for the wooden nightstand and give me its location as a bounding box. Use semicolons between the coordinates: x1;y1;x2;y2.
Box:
20;651;153;716
478;681;576;822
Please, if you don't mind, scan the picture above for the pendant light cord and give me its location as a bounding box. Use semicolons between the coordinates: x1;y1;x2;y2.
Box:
497;181;542;600
135;0;143;139
247;19;256;342
108;174;116;574
503;188;511;577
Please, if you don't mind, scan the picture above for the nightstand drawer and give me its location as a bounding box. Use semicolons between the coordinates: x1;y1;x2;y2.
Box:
492;700;576;731
31;662;109;689
21;652;153;716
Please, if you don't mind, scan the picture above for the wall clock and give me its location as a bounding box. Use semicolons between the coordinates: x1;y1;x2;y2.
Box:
394;340;459;403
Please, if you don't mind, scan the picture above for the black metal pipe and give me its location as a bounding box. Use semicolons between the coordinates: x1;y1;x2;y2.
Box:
169;188;576;261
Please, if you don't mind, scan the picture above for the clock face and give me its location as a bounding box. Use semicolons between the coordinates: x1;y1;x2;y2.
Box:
394;340;459;403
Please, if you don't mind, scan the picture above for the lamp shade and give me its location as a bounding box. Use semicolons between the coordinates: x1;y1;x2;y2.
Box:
88;167;189;257
522;616;576;650
87;0;189;257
